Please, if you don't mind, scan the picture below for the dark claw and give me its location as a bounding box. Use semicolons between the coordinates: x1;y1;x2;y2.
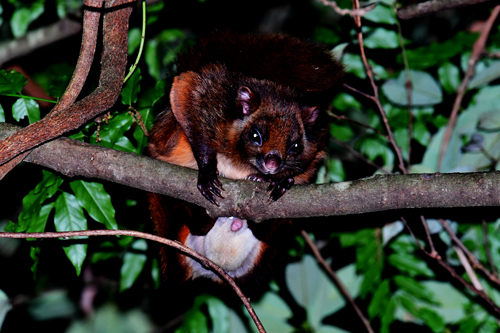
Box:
198;172;224;205
247;174;269;183
267;177;294;202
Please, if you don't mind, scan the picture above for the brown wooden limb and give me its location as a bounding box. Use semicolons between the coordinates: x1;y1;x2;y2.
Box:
0;229;266;333
0;1;103;181
0;18;82;68
437;5;500;171
398;0;494;20
301;230;374;333
4;123;500;222
0;0;134;167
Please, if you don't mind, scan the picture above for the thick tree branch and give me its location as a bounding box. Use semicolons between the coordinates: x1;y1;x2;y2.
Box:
0;0;134;168
2;123;500;222
398;0;494;20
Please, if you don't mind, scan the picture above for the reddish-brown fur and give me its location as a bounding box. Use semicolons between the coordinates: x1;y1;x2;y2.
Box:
146;31;343;289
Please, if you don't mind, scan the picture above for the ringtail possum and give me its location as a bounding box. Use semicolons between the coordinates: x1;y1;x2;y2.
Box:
147;30;344;204
146;31;343;287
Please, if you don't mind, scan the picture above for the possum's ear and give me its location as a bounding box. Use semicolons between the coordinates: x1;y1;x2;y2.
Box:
236;86;261;117
302;106;320;124
169;71;200;131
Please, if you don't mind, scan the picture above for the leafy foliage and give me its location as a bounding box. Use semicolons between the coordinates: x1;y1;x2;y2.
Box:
2;0;500;332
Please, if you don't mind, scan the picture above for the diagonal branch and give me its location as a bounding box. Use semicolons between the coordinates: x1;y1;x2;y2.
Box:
0;0;103;181
0;229;266;333
0;0;134;169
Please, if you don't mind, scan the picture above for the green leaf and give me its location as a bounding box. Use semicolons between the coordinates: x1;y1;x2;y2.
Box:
0;104;5;122
10;2;44;38
394;275;438;304
121;68;142;106
250;292;294;333
330;123;354;141
120;239;148;291
91;112;134;150
128;27;142;55
382;70;443;106
206;297;230;333
363;28;399;49
314;27;340;45
368;279;390;319
69;180;117;230
30;246;41;278
380;297;397;333
0;69;27;94
469;60;500;89
175;307;209;333
398;295;445;333
54;192;88;276
388;253;434;277
12;98;40;123
15;171;63;233
438;62;460;94
363;5;396;24
0;289;11;330
358;135;394;168
403;32;477;69
286;255;361;330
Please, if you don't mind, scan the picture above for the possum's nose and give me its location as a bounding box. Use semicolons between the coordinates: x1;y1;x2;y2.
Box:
264;151;282;173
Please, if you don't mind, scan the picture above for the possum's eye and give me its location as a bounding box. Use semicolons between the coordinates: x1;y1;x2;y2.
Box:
288;141;300;155
249;127;263;146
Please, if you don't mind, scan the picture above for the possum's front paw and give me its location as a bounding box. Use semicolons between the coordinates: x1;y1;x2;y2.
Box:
197;171;224;206
268;177;294;202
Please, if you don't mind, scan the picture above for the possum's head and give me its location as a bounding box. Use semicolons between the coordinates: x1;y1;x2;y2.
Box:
231;82;328;180
185;217;264;281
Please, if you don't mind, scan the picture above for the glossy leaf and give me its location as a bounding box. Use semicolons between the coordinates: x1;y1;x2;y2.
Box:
70;180;118;230
388;253;434;277
0;104;4;122
364;4;396;24
12;171;63;233
382;70;443;106
54;192;88;276
12;98;40;124
120;239;148;291
438;62;460;94
394;275;438;304
121;68;142;106
0;69;26;94
364;28;399;49
250;292;293;333
10;2;44;38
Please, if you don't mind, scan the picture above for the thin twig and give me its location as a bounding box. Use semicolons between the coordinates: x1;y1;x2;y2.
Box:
318;0;376;17
398;0;494;20
482;220;498;277
301;230;374;333
349;0;406;174
420;216;438;257
331;137;391;174
437;5;500;171
440;219;500;288
453;245;483;291
0;229;266;333
401;217;500;317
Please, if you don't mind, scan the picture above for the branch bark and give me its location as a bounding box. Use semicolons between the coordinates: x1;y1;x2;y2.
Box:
2;123;500;222
0;0;134;168
398;0;494;20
